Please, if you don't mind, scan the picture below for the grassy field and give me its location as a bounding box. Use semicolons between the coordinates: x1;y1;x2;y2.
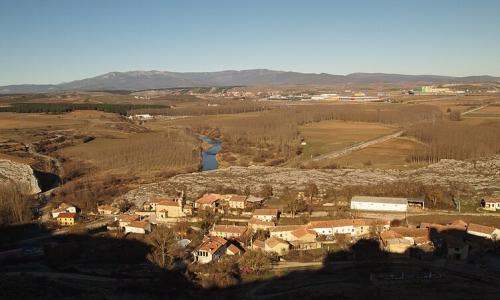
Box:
332;137;427;169
288;120;398;165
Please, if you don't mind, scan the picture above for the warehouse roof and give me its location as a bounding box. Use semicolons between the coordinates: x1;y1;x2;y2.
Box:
351;196;408;205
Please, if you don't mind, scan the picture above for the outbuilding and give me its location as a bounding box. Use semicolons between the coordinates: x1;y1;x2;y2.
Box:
350;196;408;212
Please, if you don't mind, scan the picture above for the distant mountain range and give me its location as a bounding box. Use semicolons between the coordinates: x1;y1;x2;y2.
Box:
1;69;499;94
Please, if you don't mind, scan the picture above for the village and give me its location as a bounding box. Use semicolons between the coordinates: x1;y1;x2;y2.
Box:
49;189;500;267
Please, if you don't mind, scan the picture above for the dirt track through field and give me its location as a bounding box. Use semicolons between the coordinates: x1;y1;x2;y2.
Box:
310;130;404;161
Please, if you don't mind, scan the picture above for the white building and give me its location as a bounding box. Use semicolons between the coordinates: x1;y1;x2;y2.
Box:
252;208;279;222
51;203;77;219
124;221;151;234
482;197;500;211
350;196;408;212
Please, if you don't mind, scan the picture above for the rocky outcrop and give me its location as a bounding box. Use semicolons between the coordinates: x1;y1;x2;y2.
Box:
118;156;500;208
0;159;41;194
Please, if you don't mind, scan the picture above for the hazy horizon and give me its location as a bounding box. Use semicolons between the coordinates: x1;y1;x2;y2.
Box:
1;0;500;85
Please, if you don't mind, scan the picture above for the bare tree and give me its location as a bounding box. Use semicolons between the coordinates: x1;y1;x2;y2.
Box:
147;225;177;268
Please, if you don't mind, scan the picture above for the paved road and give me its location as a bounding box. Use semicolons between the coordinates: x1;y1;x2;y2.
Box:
311;130;404;162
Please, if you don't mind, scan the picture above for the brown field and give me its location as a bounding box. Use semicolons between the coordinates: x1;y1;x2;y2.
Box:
332;137;427;169
59;131;200;176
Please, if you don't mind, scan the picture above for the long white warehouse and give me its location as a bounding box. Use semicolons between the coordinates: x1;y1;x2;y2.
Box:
350;196;408;212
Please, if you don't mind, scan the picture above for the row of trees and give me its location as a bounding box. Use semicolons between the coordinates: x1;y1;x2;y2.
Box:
1;103;166;115
406;120;500;162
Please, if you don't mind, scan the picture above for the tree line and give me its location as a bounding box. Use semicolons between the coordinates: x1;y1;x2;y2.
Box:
0;102;167;115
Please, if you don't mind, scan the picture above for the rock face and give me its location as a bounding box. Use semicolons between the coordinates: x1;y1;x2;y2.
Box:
118;156;500;207
0;159;41;194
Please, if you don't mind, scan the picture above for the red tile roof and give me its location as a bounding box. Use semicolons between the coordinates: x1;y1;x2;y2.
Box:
485;196;500;203
118;214;140;222
154;198;179;207
291;228;316;239
127;221;149;229
248;217;275;227
467;223;495;235
227;244;243;255
57;212;76;219
265;237;289;248
196;194;222;205
268;225;304;233
212;225;248;235
253;208;279;216
198;237;227;253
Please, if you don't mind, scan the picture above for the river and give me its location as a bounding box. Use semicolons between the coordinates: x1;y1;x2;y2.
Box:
200;136;222;171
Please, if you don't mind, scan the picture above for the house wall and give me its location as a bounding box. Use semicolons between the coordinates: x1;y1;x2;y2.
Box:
270;230;295;241
254;215;275;222
156;204;185;218
124;226;146;234
229;201;245;209
312;225;354;236
351;201;407;212
57;218;75;226
484;202;500;211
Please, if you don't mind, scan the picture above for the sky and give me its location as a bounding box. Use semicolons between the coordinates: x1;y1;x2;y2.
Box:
1;0;500;85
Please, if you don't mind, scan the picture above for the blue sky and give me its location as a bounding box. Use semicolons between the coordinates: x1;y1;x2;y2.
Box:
1;0;500;85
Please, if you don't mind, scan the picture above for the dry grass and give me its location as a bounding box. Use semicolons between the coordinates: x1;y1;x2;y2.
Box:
332;137;427;169
296;120;397;161
59;130;200;176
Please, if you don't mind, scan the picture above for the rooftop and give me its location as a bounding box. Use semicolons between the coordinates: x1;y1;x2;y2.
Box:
351;196;408;205
196;194;222;205
253;208;279;216
467;223;496;235
57;212;76;219
212;225;248;235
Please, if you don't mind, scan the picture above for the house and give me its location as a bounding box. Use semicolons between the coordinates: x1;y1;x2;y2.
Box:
350;196;408;212
352;219;390;236
193;236;228;264
51;202;77;218
264;237;290;255
252;208;279;222
118;214;140;228
226;244;244;256
391;227;431;245
467;223;500;240
57;212;77;226
124;221;151;234
379;230;412;254
269;225;304;241
195;194;224;211
308;219;355;236
246;195;265;206
482;196;500;211
290;227;317;243
248;217;275;230
289;228;320;250
154;197;186;220
251;239;265;251
228;195;247;209
97;204;118;215
210;225;248;239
